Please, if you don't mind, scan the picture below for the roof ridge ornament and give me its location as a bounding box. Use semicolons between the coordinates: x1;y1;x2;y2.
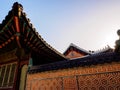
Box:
12;2;23;17
115;30;120;53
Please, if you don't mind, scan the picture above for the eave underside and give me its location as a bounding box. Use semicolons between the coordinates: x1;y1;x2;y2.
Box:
0;3;67;65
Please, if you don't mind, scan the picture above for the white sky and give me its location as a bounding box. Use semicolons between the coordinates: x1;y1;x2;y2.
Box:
0;0;120;53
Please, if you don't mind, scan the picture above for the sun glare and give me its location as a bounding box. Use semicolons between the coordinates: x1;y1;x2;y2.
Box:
100;32;118;49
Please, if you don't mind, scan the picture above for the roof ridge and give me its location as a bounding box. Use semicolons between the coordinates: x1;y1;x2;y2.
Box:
20;8;66;59
70;43;90;54
63;43;90;55
93;45;113;54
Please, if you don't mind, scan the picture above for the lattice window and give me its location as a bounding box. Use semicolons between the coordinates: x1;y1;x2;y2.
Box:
3;65;11;87
0;66;5;87
9;64;16;86
0;62;17;88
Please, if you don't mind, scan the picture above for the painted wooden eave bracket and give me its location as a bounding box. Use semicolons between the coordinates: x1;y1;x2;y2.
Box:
12;2;23;48
14;16;21;48
0;2;67;62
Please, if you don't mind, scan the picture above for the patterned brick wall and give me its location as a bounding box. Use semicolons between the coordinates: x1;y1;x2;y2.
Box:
26;62;120;90
78;72;120;90
63;76;78;90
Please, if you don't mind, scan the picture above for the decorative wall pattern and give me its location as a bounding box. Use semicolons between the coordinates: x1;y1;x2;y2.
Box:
63;76;78;90
26;62;120;90
30;78;63;90
78;72;120;90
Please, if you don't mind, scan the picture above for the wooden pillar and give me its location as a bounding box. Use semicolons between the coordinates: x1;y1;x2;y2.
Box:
19;64;28;90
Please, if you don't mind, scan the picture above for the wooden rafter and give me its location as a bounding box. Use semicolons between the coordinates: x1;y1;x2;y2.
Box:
0;2;67;65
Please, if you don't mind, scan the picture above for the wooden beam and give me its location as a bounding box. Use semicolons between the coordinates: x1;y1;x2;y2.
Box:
14;16;20;33
14;16;21;48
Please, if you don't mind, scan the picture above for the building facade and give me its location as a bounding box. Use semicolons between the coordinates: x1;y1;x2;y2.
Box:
0;2;120;90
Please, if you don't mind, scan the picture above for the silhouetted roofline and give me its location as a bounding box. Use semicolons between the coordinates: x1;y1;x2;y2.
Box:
28;52;120;73
63;43;91;55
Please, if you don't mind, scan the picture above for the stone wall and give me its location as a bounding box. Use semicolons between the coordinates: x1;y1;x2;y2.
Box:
26;62;120;90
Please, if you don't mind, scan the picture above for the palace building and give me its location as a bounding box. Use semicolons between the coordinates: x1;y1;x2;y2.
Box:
0;2;120;90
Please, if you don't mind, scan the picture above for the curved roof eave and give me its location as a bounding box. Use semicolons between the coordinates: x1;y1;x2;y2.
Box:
0;2;67;62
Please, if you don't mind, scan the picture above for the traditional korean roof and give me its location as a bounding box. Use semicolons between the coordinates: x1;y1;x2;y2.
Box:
28;30;120;73
91;45;113;54
0;2;67;65
28;52;120;73
63;43;91;56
